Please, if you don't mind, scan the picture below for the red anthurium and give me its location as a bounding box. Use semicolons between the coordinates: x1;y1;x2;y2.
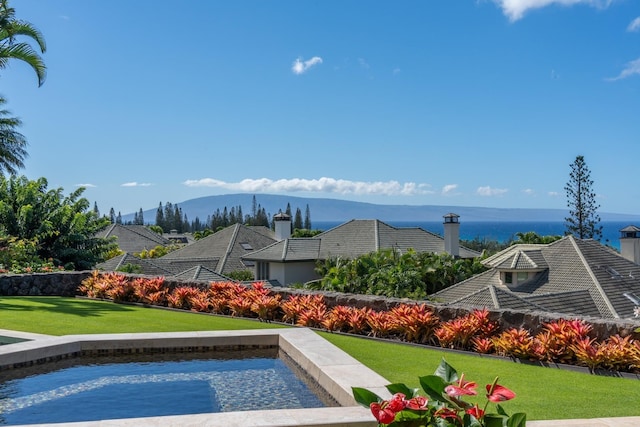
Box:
444;373;478;397
387;393;407;412
434;407;460;422
465;404;485;419
486;383;516;402
370;402;396;424
405;396;428;410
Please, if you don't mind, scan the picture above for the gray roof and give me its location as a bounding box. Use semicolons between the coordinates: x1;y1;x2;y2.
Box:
156;223;276;275
95;224;171;253
244;219;480;262
172;265;231;282
434;235;640;320
95;253;174;277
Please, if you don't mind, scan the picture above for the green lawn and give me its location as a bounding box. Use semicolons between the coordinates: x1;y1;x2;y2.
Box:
1;296;639;421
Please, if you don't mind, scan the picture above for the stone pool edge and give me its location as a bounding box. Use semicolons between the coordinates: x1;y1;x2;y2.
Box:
0;328;388;427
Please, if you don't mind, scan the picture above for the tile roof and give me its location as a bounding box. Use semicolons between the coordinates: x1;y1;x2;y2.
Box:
95;224;171;253
434;235;640;320
172;265;231;282
244;219;480;262
95;253;174;277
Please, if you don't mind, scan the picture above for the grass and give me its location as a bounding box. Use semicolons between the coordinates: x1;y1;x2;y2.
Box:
1;296;639;421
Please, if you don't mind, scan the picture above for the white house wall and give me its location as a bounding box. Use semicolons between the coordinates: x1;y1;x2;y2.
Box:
270;261;320;286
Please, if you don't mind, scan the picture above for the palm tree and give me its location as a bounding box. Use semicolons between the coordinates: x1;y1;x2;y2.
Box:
0;0;46;86
0;96;28;174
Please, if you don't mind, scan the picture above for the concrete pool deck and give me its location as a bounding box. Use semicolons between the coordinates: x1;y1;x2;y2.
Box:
0;328;388;426
0;328;638;426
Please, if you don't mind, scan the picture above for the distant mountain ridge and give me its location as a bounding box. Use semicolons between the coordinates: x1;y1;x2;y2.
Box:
123;193;640;224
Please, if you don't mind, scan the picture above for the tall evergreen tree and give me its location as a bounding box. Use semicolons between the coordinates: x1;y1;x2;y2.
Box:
137;207;144;225
564;155;602;240
155;202;165;230
293;207;303;229
116;212;122;224
109;207;115;223
304;204;311;230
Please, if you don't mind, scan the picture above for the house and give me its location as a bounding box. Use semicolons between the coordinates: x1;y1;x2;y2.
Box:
96;223;277;280
242;213;480;286
432;233;640;320
95;224;172;254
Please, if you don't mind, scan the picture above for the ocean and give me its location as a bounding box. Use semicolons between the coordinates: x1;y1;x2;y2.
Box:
312;220;634;251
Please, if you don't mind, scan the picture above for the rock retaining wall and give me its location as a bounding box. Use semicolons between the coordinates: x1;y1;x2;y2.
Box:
1;272;638;341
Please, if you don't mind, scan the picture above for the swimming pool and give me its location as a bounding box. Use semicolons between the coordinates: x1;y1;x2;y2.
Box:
0;328;391;426
0;349;332;425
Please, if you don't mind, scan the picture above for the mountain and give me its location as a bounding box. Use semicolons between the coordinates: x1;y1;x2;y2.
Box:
123;193;640;224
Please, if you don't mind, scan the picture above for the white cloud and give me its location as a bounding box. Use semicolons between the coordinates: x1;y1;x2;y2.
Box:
492;0;613;22
358;58;370;69
476;186;508;196
628;17;640;32
183;177;433;196
606;57;640;81
522;188;535;195
291;56;323;75
75;183;96;188
121;182;152;187
441;184;458;195
548;191;561;197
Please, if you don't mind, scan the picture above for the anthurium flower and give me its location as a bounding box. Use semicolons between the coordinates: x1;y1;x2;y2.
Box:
465;404;485;419
434;407;460;422
387;393;407;412
405;396;428;410
486;383;516;402
370;402;396;424
444;373;477;397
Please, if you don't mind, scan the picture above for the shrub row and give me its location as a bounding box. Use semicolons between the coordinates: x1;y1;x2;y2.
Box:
79;272;640;374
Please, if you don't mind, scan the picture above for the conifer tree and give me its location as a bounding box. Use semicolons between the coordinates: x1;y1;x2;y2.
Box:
109;207;115;223
564;155;602;240
155;202;165;230
294;207;303;229
304;204;311;230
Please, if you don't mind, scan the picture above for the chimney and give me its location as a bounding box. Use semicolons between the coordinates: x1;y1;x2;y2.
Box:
620;225;640;264
443;213;460;257
273;211;292;241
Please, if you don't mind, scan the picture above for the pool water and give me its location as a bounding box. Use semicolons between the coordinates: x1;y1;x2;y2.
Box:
0;352;330;425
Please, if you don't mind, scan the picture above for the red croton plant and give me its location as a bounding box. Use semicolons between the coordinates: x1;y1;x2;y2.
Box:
352;359;526;427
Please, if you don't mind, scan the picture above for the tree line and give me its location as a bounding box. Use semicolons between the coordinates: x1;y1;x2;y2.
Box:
103;195;313;235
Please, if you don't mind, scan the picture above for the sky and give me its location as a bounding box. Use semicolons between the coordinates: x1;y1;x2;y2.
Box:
3;0;640;216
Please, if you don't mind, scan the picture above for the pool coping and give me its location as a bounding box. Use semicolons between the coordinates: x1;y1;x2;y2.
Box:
0;328;388;426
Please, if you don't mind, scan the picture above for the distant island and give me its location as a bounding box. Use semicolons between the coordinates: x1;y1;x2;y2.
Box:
122;193;640;224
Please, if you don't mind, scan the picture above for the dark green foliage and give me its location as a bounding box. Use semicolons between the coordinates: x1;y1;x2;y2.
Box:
0;97;28;175
291;228;323;237
116;263;142;274
0;175;117;270
293;207;303;229
564;155;602;240
226;270;254;281
311;249;487;298
511;231;562;245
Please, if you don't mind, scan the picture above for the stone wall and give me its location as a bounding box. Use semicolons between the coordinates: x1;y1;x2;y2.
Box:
1;272;638;341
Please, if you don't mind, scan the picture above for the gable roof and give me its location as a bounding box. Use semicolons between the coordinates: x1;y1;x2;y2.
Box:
244;219;480;262
95;224;171;253
434;235;640;320
172;265;231;282
158;223;276;274
95;253;174;277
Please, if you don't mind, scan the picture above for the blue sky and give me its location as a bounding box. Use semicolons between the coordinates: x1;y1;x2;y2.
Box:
3;0;640;216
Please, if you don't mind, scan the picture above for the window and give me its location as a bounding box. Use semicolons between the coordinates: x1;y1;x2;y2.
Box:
256;262;269;280
240;242;253;250
517;271;528;282
504;272;513;284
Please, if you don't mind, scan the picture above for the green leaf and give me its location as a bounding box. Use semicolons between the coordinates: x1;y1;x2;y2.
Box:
386;383;419;398
483;414;508;427
496;404;508;416
462;413;483;427
351;387;381;408
507;413;527;427
419;374;448;402
434;358;459;383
